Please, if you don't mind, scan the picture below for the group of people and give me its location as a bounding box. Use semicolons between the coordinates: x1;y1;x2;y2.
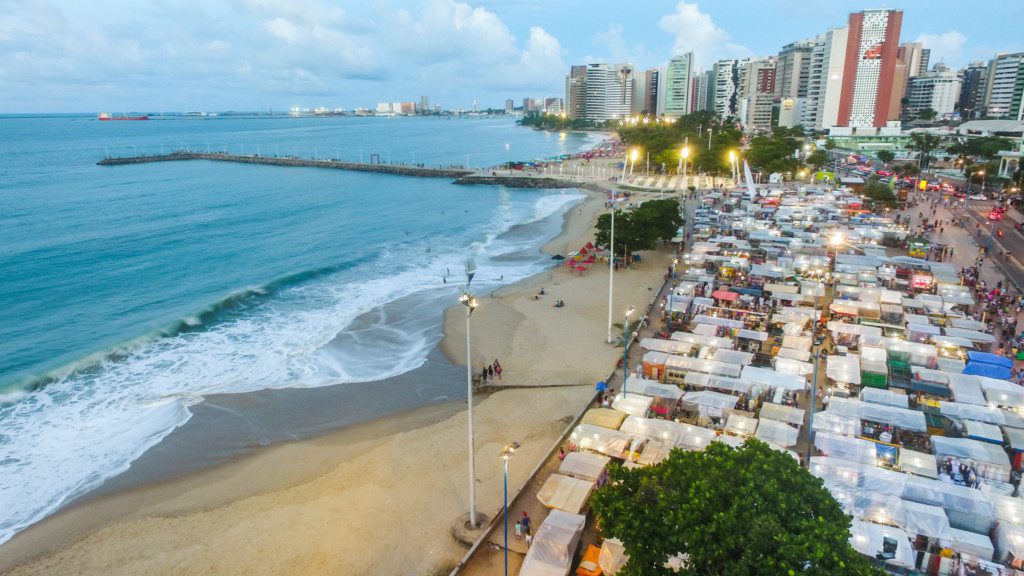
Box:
940;456;983;489
480;359;503;382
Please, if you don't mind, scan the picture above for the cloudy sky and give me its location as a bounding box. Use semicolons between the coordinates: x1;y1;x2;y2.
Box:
2;0;1021;113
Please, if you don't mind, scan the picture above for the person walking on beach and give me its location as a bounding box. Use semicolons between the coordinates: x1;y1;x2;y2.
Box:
495;363;503;381
487;365;494;380
482;365;489;382
520;511;531;536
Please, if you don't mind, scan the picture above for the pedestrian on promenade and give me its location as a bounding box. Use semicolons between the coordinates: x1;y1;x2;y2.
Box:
488;365;494;379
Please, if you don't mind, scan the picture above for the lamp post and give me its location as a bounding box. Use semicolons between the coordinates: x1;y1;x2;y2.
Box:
706;128;713;150
680;144;690;192
505;143;510;173
728;150;737;184
805;350;823;466
623;306;635;392
608;149;639;344
459;292;480;527
501;442;520;576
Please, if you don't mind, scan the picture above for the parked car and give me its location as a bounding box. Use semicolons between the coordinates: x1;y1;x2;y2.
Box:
968;194;987;200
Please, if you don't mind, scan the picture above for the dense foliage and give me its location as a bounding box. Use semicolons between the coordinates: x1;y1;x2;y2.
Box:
807;149;830;170
618;111;742;176
875;150;895;164
745;130;803;175
591;440;884;576
947;137;1015;162
518;112;613;130
594;198;682;258
862;176;898;206
906;132;943;172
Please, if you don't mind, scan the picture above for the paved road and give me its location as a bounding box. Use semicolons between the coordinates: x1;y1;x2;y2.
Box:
959;199;1024;290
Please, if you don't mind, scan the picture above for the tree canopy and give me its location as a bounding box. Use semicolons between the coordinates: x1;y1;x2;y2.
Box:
518;112;612;131
591;440;884;576
618;112;743;176
594;198;682;258
862;176;897;206
745;131;803;175
806;149;829;170
916;108;938;122
907;132;943;172
947;136;1015;161
875;150;895;164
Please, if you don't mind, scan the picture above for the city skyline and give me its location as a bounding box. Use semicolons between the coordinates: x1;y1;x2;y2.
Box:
2;0;1023;113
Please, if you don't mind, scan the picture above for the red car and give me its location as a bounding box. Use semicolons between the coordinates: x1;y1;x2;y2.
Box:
989;211;1003;221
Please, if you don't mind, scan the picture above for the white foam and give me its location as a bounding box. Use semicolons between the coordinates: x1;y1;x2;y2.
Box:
0;190;584;545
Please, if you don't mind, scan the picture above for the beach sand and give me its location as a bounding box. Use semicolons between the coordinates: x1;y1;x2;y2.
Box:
0;190;673;576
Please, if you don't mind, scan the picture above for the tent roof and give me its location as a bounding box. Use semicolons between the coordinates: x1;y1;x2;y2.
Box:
581;408;628;430
759;402;805;426
520;510;587;576
741;365;807;390
558;451;610;482
611;393;654;417
826;397;927;432
536;474;593;514
724;413;758;436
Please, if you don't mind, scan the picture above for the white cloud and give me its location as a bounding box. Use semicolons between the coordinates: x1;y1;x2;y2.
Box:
914;31;967;68
658;2;750;67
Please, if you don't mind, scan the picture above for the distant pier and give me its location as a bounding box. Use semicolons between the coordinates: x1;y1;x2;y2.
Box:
97;152;473;178
97;151;618;193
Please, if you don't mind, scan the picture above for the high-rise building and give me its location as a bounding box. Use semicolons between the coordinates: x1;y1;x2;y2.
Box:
738;57;777;132
836;9;903;128
504;98;514;114
712;59;742;117
983;52;1024;118
957;62;988;119
694;70;715;112
800;27;850;130
663;53;695;116
565;65;588;119
564;63;634;121
543;97;564;114
901;42;930;77
776;39;814;100
905;64;962;118
419;96;430;114
642;68;663;115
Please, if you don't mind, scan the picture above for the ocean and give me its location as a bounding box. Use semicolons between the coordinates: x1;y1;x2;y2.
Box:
0;114;597;545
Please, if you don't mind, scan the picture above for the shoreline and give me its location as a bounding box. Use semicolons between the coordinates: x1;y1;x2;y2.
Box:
1;178;673;576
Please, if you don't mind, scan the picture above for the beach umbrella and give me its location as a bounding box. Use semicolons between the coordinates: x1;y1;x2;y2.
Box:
551;254;565;261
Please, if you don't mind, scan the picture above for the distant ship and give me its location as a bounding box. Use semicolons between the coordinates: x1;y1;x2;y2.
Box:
98;113;148;121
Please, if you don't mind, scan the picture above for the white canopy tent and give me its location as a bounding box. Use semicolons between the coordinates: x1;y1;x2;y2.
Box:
558;451;610;483
847;519;916;569
692;315;743;329
759;402;805;426
740;366;807;391
665;355;742;378
519;510;586;576
598;538;628;576
755;418;798;447
624;376;683;401
825;397;928;432
814;430;878;465
860;387;909;408
669;331;735;349
640;338;695;355
536;474;593;514
618;416;718;451
611;393;654;417
827;354;861;385
570;424;632;459
681;390;740;416
898;449;938;479
930;436;1011;482
938;402;1024;429
684;372;757;395
724;413;758;437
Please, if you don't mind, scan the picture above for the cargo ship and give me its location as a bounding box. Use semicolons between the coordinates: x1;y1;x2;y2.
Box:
98;113;149;121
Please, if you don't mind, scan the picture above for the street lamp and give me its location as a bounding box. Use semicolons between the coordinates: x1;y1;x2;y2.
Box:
728;150;737;184
459;292;480;527
623;306;635;391
505;143;510;174
501;441;520;576
629;148;639;178
680;145;691;191
805;350;824;465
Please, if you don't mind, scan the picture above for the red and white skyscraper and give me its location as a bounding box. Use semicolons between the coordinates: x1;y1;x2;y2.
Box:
836;9;903;128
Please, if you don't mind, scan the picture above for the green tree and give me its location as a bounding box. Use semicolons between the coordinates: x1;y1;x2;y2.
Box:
906;132;943;173
916;108;938;122
594;198;682;259
863;176;897;206
746;133;801;175
806;149;829;170
824;138;836;150
876;150;895;164
591;441;884;576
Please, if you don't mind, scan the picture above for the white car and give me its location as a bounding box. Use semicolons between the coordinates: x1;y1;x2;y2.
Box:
968;194;987;200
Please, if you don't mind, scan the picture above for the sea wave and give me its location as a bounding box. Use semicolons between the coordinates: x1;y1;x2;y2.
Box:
0;190;584;546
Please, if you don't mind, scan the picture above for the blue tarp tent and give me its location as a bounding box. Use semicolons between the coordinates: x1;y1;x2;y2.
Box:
966;351;1013;369
962;362;1012;380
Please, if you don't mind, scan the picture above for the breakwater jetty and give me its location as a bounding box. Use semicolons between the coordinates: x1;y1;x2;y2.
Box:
97;152;473;178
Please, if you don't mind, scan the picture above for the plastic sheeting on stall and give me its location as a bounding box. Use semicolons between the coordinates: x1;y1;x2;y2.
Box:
692;314;744;329
684;372;757;395
618;415;718;451
570;424;632;459
724;413;758;437
930;436;1011;482
759;402;805;426
847;519;916;569
755;418;798;447
943;327;996;344
826;397;927;432
611;393;654;417
827;321;883;337
665;355;742;378
776;347;812;361
774;356;814;376
598;538;628;576
640;337;695;355
975;375;1024;410
938;402;1024;429
860;387;909;408
519;510;586;576
965;420;1003;444
814;430;878;464
681;390;740;414
624;376;683;400
827;354;861;385
669;331;735;349
898;448;938;479
536;474;593;514
946;527;994;562
948;378;988;406
781;335;813;351
741;365;807;390
558;451;610;483
708;348;754;366
735;329;768;341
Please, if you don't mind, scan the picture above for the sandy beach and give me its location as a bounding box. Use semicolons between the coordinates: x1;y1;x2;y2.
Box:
0;188;673;576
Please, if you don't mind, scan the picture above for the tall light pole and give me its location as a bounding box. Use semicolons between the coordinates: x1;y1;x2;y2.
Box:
729;150;737;184
805;350;823;466
706;128;713;150
459;292;480;527
501;442;519;576
623;306;635;392
610;152;627;343
680;142;690;191
505;143;510;174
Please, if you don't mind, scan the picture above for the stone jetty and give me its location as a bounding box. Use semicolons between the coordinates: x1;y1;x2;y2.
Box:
97;152;473;178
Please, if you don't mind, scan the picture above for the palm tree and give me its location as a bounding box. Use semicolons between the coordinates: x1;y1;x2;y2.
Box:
906;132;943;175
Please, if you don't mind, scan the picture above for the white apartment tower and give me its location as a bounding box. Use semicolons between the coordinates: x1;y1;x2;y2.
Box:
663;53;695;116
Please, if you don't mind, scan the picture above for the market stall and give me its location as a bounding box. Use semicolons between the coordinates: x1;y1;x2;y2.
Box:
558;451;610;484
519;510;586;576
570;424;632;459
536;474;593;514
